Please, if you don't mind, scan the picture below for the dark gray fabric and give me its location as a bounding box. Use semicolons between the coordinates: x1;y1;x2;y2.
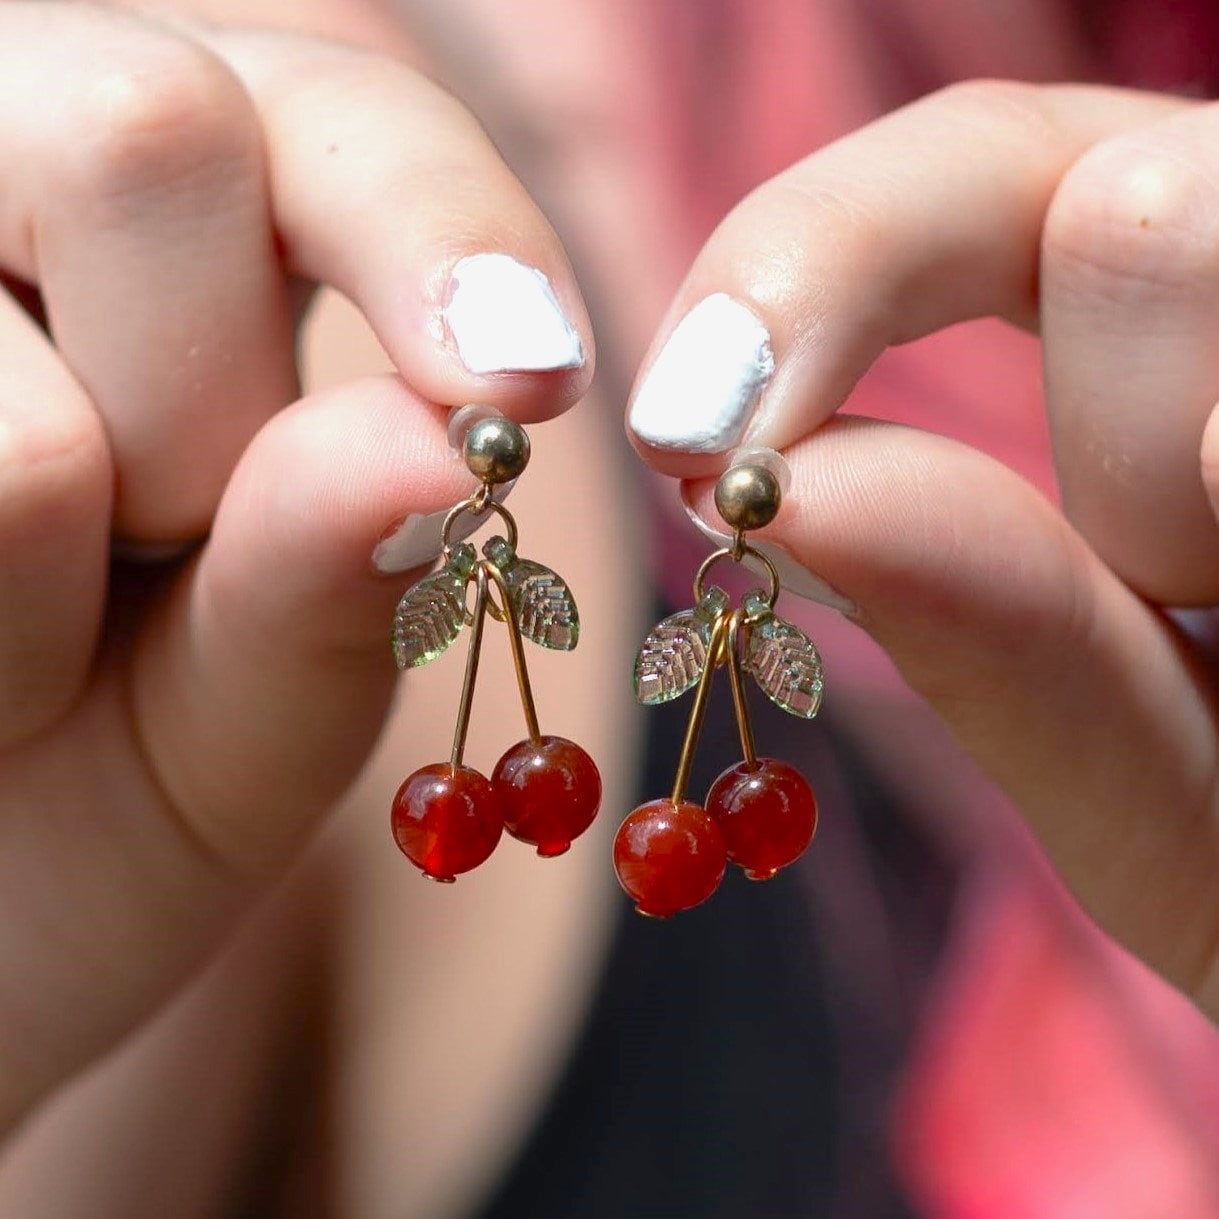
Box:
474;657;955;1219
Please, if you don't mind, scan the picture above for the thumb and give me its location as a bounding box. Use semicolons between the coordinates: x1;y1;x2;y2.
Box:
133;374;497;874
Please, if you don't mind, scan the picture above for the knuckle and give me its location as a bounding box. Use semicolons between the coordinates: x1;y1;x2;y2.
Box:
926;78;1054;141
67;41;260;202
0;400;109;517
726;181;861;278
1045;139;1219;298
719;179;890;332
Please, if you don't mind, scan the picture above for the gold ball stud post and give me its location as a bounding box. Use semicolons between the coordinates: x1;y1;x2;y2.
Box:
714;463;781;532
463;416;531;485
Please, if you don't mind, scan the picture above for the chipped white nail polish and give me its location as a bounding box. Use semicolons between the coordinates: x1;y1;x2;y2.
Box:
630;294;774;453
443;253;584;375
681;498;856;616
372;482;514;575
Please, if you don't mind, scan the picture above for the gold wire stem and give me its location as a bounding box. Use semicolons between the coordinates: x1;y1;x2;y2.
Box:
724;609;759;769
693;541;781;610
484;560;542;744
450;565;491;770
669;610;731;807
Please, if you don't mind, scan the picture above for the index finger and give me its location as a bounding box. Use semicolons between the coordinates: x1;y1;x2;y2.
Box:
204;26;594;421
626;81;1183;471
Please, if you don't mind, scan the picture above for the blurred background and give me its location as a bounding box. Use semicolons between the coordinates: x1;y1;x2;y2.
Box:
1;0;1218;1216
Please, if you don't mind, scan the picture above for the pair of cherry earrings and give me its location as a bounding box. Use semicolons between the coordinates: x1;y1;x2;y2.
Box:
390;414;824;916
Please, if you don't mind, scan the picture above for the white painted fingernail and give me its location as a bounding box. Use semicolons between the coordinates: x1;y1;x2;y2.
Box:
681;498;856;616
443;254;584;375
372;482;514;575
630;294;774;453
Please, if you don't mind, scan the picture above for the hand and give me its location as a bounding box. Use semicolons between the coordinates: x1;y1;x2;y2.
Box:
628;81;1219;1019
0;2;591;1128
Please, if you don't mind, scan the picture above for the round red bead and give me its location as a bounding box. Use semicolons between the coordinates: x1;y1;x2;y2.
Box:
705;757;817;880
613;799;727;917
492;735;602;856
391;763;504;882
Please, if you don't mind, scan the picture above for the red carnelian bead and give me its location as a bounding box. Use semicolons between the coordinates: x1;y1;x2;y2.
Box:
391;763;504;882
613;799;727;917
705;758;817;881
492;735;602;857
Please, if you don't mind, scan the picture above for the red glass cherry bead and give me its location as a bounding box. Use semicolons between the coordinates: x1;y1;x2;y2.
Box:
492;735;602;857
705;757;817;880
391;763;504;882
613;799;727;917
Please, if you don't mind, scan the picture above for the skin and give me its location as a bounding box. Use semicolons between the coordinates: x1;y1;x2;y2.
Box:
0;0;600;1133
639;82;1219;1016
0;0;1216;1214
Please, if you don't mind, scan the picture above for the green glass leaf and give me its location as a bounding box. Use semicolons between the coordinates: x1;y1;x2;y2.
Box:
633;586;729;705
743;610;824;718
483;536;579;650
390;543;475;670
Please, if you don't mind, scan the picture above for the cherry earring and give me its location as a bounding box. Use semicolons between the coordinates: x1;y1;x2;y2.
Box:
389;414;601;882
614;459;822;917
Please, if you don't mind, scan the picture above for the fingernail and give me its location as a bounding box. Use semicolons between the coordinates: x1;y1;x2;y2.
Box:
443;253;584;375
372;481;514;575
681;496;856;616
630;294;774;453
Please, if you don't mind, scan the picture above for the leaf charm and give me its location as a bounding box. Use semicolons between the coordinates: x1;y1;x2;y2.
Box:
391;544;476;670
483;537;579;650
633;587;729;705
743;609;825;719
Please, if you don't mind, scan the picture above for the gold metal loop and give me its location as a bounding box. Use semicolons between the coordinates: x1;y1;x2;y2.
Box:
692;542;781;610
482;581;509;624
441;495;518;559
458;563;508;626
